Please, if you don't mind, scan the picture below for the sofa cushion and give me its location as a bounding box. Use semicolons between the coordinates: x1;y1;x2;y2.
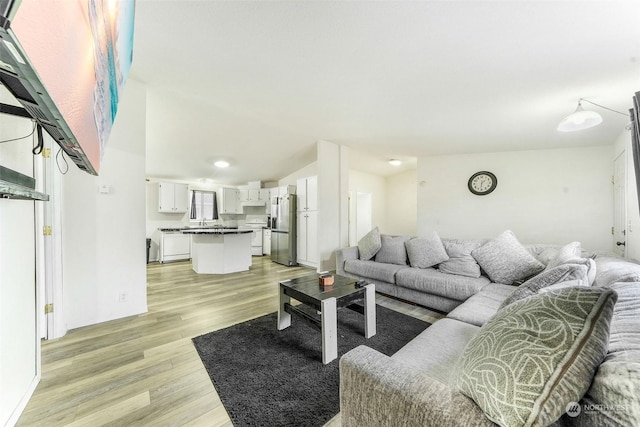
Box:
447;283;515;327
395;267;490;301
593;256;640;288
455;287;617;427
392;318;479;385
405;232;449;269
375;235;410;265
500;263;589;308
568;281;640;426
358;227;382;260
438;241;482;278
471;230;545;285
545;241;582;269
344;259;408;284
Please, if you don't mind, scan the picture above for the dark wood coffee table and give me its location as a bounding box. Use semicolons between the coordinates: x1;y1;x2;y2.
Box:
277;272;376;364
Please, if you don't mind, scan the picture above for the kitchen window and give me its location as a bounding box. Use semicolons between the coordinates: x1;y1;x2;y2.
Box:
190;190;218;221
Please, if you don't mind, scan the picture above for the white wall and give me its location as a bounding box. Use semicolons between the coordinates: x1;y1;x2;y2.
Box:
613;127;640;260
278;161;318;186
417;146;613;250
386;169;417;236
0;90;39;426
349;170;387;234
62;79;148;329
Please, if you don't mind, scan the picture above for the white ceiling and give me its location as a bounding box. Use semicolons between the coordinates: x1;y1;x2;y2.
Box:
132;1;640;185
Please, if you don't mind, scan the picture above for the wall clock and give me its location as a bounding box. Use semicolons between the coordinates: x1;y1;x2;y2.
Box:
468;171;497;195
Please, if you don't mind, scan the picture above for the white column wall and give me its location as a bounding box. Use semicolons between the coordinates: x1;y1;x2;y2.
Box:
62;79;148;329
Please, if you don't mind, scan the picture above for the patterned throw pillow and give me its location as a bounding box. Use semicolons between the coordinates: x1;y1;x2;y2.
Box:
375;235;410;265
404;231;449;268
456;287;617;427
357;227;382;260
471;230;545;285
500;263;589;308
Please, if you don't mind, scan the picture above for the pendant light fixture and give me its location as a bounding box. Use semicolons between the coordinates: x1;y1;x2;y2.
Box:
557;98;628;132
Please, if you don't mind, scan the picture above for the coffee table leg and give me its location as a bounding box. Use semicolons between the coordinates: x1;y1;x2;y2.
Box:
321;297;337;364
364;284;376;338
277;288;291;330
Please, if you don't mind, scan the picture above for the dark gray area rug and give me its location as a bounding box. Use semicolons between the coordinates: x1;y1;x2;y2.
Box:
192;304;430;426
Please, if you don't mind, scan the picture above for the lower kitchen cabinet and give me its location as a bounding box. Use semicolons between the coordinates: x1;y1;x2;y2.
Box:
263;229;271;255
297;210;318;268
160;232;191;263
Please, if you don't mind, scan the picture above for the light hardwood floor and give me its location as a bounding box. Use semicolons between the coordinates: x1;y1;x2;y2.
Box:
17;257;444;427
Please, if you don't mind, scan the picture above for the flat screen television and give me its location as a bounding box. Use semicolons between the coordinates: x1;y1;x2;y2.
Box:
0;0;134;175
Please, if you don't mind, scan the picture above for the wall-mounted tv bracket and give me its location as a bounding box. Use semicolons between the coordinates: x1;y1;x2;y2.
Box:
0;101;49;200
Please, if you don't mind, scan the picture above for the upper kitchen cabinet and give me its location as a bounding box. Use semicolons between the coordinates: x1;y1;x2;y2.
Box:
221;187;243;214
296;176;317;211
158;182;189;213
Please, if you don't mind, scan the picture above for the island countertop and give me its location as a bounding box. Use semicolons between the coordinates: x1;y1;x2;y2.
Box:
181;229;252;235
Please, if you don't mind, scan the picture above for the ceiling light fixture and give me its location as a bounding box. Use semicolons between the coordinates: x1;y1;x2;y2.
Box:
388;159;402;166
214;160;229;168
557;98;627;132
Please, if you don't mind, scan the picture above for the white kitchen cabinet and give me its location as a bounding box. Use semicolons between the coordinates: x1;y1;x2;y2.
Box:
277;185;296;197
238;189;249;202
160;232;191;262
158;182;189;213
296;176;317;211
297;210;318;268
260;189;271;213
221;187;242;214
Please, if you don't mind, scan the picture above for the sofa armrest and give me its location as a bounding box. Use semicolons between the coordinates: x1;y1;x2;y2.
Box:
336;246;359;276
340;345;495;427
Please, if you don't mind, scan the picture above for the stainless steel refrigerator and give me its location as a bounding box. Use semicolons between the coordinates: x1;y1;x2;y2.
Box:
271;194;298;266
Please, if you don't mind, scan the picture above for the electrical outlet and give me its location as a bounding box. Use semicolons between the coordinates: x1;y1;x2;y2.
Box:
119;292;127;302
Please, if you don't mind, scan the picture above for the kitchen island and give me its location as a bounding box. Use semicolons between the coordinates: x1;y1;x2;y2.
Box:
181;229;253;274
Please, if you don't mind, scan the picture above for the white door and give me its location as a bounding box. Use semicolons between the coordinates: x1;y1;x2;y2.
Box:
306;210;319;266
297;212;307;262
307;176;318;211
614;152;627;257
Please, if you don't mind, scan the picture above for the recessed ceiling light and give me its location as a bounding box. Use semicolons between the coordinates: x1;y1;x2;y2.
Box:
388;159;402;166
214;160;230;168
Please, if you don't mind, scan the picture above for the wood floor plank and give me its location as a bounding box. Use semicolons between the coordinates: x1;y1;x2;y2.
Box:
16;256;444;426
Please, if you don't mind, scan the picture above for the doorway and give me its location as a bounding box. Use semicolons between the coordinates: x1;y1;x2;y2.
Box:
613;151;626;257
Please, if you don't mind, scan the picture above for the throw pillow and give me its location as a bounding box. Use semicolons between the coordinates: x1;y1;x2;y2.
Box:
438;241;482;278
456;287;617;427
500;263;589;308
375;235;410;265
404;231;449;269
357;227;382;260
545;241;582;270
471;230;545;285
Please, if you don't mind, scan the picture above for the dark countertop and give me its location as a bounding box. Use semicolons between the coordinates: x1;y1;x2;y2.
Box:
181;229;252;235
158;226;238;232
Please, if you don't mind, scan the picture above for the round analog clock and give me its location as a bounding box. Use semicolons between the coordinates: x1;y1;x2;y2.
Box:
468;171;497;195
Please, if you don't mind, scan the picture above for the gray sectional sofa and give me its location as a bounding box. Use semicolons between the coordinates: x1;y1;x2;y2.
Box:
337;230;592;312
338;229;640;426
